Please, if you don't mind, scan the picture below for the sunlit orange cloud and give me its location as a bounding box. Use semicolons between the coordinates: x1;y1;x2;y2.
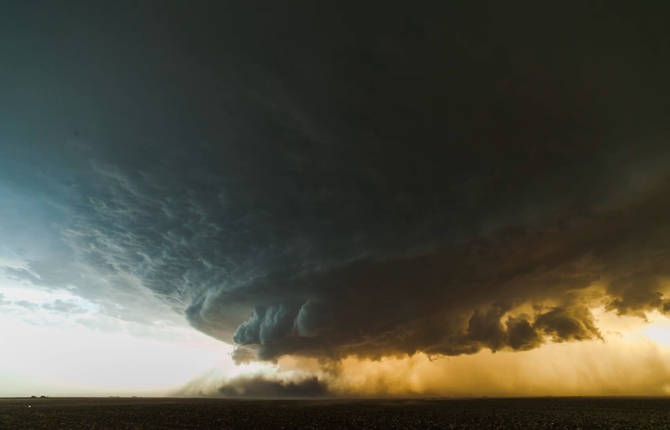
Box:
272;308;670;397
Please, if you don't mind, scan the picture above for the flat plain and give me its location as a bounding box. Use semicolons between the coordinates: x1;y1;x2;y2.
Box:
1;397;670;429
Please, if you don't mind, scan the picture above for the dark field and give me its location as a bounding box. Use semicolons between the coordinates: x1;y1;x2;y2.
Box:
2;397;670;429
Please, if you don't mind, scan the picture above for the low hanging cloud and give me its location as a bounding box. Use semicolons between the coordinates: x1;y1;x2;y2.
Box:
217;375;330;398
175;367;332;398
196;179;670;361
178;316;670;398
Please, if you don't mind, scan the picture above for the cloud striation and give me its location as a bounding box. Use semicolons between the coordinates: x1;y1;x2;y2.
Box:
1;2;670;368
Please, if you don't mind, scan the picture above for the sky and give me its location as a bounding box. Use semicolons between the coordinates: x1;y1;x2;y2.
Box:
2;1;670;397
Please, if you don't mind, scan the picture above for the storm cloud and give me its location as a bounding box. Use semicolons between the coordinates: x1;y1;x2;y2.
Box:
2;1;670;365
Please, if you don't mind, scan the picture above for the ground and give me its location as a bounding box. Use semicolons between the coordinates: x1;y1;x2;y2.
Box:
1;397;670;429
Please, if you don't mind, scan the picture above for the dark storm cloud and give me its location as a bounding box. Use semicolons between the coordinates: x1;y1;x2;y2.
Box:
2;2;670;361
